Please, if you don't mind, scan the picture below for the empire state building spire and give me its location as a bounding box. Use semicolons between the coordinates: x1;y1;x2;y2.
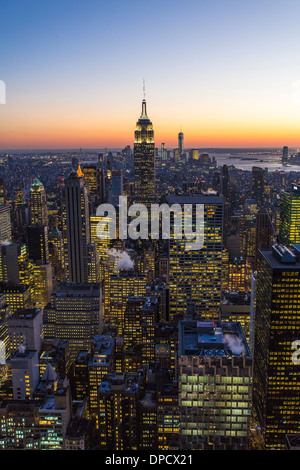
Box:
140;79;149;120
140;99;148;120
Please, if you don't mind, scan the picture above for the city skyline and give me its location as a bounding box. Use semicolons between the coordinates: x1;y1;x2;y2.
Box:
2;0;300;454
2;0;300;149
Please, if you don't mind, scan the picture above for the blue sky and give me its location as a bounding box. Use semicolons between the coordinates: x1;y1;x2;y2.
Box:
1;0;300;148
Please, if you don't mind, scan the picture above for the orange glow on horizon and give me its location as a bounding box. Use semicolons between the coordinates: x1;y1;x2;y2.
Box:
1;105;300;150
2;125;300;150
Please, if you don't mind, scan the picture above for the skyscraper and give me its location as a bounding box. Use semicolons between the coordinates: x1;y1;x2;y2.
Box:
134;98;155;207
0;179;7;206
30;179;48;226
0;243;33;289
31;263;53;309
161;143;167;161
43;283;103;362
178;320;252;450
282;146;289;165
62;167;90;283
10;348;40;400
252;244;300;449
165;194;223;320
191;149;199;160
0;205;12;242
109;170;123;207
82;163;105;206
279;185;300;246
98;373;140;450
178;132;184;158
87;335;115;426
28;178;52;307
27;225;49;264
255;209;274;265
221;164;229;200
107;271;147;335
252;166;265;207
7;308;43;356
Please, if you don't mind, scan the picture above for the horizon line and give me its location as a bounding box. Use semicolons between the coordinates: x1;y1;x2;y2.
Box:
0;145;293;154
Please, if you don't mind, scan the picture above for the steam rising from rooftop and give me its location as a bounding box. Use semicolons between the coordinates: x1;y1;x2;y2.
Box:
223;333;245;355
108;248;134;272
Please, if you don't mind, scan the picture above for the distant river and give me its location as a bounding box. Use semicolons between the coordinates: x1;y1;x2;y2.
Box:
210;153;300;172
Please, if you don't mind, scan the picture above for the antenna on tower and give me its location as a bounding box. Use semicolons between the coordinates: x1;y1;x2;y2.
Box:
143;78;146;99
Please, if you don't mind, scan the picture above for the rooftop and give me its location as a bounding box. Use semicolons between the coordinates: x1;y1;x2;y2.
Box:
31;178;44;188
178;320;251;358
260;244;300;269
99;373;139;394
51;282;101;298
89;335;115;367
10;308;42;320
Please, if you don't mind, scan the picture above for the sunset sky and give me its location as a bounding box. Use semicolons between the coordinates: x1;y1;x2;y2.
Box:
1;0;300;150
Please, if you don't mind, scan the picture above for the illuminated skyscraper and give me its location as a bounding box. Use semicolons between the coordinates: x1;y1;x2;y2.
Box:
252;244;300;449
0;295;11;362
28;178;53;306
48;227;64;273
0;205;12;242
0;400;40;449
98;373;140;450
87;335;115;426
31;263;53;309
134;98;155;207
62;167;90;283
0;243;33;294
279;185;300;246
123;296;158;368
11;348;40;400
0;179;7;206
156;377;179;450
191;149;199;160
87;243;100;283
139;392;157;449
178;320;252;450
7;308;43;356
30;179;48;226
90;214;111;282
107;272;147;334
173;148;179;162
0;285;31;314
37;374;72;450
165;194;223;320
43;283;103;362
82;163;105;206
161;143;167;161
226;257;251;292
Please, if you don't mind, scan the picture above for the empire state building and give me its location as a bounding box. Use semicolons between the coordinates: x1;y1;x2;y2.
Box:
134;98;155;207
